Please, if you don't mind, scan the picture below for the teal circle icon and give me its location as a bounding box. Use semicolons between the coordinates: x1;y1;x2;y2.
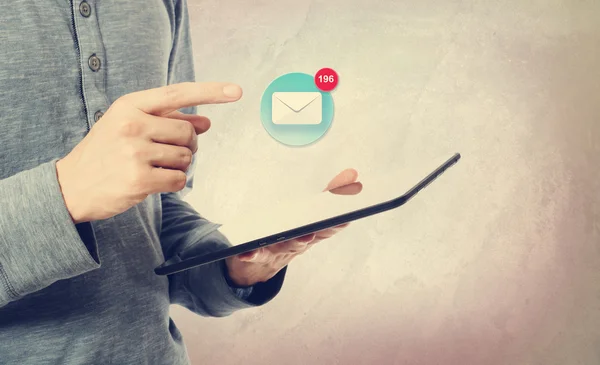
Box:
260;72;334;146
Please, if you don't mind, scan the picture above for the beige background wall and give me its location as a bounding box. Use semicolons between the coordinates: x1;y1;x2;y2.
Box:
170;1;600;364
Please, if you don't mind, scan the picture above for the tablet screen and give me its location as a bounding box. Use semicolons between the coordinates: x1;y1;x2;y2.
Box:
218;155;454;247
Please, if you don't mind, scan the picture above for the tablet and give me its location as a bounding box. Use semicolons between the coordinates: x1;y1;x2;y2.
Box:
154;153;461;276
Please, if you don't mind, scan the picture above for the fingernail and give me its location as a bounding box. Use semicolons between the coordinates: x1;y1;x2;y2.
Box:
223;84;242;98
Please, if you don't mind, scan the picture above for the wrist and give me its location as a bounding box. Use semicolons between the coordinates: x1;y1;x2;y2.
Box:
222;259;255;288
56;158;86;224
221;257;256;288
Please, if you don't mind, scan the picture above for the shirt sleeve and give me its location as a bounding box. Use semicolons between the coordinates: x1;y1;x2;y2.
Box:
161;0;286;317
0;160;100;308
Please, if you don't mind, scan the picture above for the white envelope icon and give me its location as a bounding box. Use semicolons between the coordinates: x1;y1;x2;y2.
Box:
271;92;322;125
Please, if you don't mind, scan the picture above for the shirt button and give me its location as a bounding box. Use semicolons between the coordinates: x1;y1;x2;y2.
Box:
88;54;101;71
94;110;104;122
79;1;91;17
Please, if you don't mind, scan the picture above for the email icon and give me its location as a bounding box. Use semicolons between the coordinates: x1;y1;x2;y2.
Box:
271;92;322;125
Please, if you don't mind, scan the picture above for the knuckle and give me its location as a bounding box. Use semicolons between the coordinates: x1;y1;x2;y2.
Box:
293;241;309;251
182;122;196;141
119;119;144;137
125;143;145;160
172;172;187;190
181;149;193;165
189;138;198;154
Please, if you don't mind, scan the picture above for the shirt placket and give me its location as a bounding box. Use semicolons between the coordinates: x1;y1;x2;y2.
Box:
70;0;109;130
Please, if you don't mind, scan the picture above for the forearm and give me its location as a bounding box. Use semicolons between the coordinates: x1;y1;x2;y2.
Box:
160;192;252;316
0;160;100;307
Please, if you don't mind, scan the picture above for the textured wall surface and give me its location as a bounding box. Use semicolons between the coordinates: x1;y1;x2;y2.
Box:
170;1;600;364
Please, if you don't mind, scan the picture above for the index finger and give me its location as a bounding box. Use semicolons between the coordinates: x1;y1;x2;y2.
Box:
124;82;243;115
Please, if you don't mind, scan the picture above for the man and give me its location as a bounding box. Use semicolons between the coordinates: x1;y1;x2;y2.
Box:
0;0;361;364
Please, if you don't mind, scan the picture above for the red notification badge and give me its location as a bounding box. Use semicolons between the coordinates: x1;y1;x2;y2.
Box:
314;68;339;92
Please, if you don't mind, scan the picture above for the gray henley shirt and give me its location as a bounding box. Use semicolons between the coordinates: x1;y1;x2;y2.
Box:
0;1;286;364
